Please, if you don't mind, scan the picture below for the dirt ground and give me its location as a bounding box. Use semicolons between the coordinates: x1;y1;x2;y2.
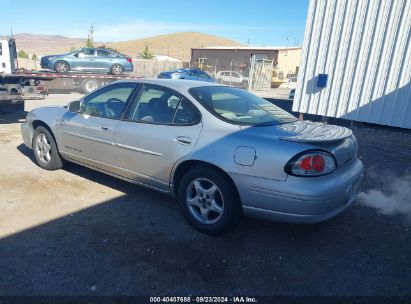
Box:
0;93;411;296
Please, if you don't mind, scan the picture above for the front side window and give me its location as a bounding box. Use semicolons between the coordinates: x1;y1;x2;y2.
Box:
80;84;135;119
190;86;297;126
77;49;95;57
127;85;199;125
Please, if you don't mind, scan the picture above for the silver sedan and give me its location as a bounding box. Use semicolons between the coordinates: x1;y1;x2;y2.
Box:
21;79;364;234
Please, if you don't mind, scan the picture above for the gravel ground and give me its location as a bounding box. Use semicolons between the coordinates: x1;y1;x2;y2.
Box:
0;93;410;296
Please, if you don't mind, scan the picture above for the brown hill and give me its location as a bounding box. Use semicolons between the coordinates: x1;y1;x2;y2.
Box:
1;32;244;61
0;33;94;56
109;32;245;61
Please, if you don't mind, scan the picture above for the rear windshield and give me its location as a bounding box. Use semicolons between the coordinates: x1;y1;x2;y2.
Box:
189;86;297;126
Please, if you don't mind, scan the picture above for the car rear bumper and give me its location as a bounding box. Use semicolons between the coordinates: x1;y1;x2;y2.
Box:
230;158;364;223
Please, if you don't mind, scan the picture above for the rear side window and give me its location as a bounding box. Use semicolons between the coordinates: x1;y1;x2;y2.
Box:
198;71;211;79
127;84;199;125
173;98;199;124
97;50;111;57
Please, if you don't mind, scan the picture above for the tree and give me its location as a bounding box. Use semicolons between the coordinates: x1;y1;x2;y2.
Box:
141;45;154;59
31;54;38;61
85;24;94;48
97;44;121;54
18;50;29;59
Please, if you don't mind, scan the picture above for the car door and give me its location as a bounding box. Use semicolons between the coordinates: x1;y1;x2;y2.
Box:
113;84;202;191
59;83;137;171
72;49;96;71
95;49;114;73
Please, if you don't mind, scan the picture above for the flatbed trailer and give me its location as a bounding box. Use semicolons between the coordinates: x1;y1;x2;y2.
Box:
30;70;140;94
0;38;139;112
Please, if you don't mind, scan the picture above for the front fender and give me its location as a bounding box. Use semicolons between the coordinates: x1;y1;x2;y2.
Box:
23;107;68;149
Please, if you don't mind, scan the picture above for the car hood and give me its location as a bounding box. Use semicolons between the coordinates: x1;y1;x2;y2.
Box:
42;54;69;59
241;120;353;143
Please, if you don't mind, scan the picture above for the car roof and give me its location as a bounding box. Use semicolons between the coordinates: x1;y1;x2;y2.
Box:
79;47;120;53
114;78;225;91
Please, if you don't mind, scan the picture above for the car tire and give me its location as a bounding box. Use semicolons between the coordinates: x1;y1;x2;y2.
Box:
81;79;99;94
178;165;242;234
32;126;64;170
54;61;70;73
110;64;124;75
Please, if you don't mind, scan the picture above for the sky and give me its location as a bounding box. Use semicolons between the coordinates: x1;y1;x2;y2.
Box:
1;0;309;46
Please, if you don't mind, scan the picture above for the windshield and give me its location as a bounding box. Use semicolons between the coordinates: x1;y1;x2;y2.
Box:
189;86;297;126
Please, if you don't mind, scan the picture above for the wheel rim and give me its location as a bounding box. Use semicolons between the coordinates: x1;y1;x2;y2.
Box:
186;178;224;225
35;133;52;164
112;65;122;74
56;62;67;73
85;81;97;93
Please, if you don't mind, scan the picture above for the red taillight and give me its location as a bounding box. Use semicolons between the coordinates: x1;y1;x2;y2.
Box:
299;156;312;171
286;150;336;177
126;57;132;63
312;155;325;172
297;155;325;172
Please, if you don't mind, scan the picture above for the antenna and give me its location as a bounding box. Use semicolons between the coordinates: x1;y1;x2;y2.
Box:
10;27;14;38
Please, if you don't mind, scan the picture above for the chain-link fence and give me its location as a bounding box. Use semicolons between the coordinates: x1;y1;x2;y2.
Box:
190;56;275;91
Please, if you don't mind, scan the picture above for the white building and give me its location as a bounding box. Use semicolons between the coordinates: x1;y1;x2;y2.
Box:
293;0;411;129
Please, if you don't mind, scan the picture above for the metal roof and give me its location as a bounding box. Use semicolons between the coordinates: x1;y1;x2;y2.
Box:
191;46;302;51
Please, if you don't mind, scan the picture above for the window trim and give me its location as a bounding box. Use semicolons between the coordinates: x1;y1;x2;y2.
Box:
78;82;139;120
122;83;201;126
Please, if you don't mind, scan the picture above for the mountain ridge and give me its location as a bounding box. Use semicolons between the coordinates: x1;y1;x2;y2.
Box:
1;32;245;61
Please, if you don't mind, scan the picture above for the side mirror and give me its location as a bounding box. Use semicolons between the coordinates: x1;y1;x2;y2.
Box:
68;100;81;112
73;53;79;58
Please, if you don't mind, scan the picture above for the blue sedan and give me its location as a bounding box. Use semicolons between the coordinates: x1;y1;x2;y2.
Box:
157;68;215;82
40;48;134;75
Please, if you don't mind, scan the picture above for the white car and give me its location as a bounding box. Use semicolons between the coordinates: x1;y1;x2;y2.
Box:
215;71;248;88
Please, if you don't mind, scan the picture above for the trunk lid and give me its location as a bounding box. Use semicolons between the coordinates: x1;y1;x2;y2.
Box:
279;121;358;168
278;121;353;143
241;121;358;168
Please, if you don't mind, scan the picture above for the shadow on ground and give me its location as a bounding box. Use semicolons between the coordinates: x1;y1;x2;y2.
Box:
0;110;27;124
1;139;410;296
5;97;411;296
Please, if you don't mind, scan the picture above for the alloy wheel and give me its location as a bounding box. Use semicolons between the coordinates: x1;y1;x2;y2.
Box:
186;178;224;224
112;65;123;75
35;132;52;164
56;62;68;73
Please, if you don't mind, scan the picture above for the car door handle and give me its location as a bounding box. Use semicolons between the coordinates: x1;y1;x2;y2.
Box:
100;125;112;132
175;136;192;145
